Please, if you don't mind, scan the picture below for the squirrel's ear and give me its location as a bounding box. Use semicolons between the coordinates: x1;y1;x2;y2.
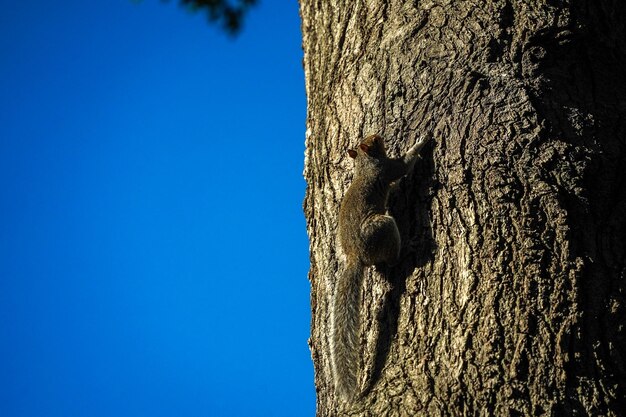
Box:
359;144;370;154
347;149;357;158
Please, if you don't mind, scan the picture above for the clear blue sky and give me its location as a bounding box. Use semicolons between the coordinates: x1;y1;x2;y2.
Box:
0;1;313;416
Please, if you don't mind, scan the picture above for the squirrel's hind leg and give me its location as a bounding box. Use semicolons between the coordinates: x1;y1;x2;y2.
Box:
360;214;401;265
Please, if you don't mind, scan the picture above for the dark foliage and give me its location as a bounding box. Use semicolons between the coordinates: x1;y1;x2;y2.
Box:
179;0;257;34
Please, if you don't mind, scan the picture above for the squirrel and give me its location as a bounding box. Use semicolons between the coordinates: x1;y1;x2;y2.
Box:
331;133;430;401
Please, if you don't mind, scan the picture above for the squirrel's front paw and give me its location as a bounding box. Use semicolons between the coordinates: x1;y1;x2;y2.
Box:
416;133;432;146
410;134;431;153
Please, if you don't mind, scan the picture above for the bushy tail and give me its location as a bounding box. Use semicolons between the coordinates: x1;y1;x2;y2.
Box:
331;258;364;401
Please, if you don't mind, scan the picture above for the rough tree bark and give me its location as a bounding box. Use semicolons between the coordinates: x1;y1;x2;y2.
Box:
301;1;626;416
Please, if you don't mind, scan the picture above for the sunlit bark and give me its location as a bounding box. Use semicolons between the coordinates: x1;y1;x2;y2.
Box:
301;1;626;415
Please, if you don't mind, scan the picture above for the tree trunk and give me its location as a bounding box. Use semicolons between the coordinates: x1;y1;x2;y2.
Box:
301;1;626;416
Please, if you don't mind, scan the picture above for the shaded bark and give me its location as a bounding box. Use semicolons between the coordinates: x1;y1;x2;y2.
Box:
301;1;626;416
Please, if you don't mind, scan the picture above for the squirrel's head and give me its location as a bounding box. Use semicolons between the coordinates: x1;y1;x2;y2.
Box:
347;134;387;159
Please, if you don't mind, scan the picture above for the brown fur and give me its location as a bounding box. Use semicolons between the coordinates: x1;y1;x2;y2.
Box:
331;134;430;401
